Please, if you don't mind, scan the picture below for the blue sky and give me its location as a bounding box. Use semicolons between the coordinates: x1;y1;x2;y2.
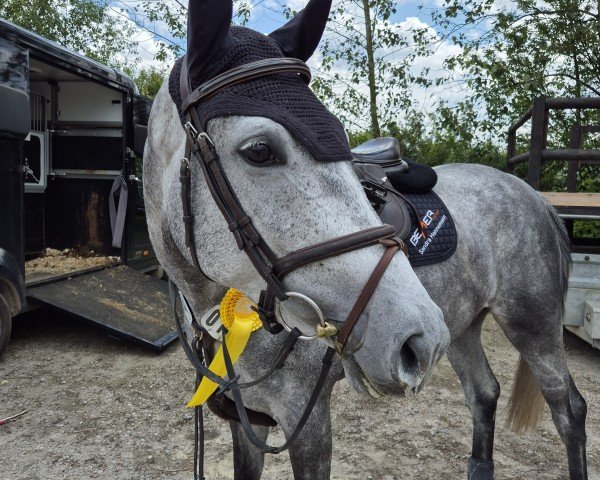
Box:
110;0;471;128
111;0;444;61
243;1;431;34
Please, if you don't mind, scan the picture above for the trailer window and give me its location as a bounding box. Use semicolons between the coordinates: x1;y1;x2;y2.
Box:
30;92;46;132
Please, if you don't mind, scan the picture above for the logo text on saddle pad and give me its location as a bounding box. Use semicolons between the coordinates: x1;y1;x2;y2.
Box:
401;192;457;268
409;209;442;252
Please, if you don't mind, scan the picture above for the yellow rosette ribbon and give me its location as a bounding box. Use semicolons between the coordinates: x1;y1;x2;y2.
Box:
186;289;262;407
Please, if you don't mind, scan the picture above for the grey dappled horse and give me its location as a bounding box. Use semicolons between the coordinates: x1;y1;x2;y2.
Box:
143;1;587;479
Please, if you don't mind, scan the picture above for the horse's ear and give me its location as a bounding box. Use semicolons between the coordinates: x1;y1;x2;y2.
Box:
268;0;332;61
187;0;234;79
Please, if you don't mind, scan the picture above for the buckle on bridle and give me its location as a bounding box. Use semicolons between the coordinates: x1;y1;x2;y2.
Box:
184;121;198;138
197;131;215;149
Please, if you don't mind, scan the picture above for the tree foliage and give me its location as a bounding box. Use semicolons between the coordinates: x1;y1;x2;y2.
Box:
129;67;166;99
124;0;256;62
312;0;429;138
420;0;600;218
430;0;600;135
0;0;140;67
349;105;504;170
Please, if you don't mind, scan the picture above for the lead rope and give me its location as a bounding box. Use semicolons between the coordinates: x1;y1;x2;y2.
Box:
194;384;205;480
169;281;333;454
220;329;336;454
193;340;205;480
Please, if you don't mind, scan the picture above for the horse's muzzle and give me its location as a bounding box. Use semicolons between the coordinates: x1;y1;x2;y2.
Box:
350;302;449;396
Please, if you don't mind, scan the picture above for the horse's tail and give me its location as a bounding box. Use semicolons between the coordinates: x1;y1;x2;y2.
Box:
505;357;545;432
506;203;571;433
545;203;573;314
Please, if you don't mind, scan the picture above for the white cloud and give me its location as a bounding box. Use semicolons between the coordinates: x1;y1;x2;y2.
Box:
307;3;471;130
107;0;183;70
286;0;310;10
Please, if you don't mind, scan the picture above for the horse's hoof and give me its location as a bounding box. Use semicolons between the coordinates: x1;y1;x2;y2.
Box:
467;457;494;480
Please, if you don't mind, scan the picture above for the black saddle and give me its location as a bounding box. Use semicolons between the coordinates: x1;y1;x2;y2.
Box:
351;137;407;166
353;160;412;239
351;137;437;194
352;137;456;267
351;137;438;240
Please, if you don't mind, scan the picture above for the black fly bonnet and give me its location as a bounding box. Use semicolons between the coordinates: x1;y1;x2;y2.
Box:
169;2;350;163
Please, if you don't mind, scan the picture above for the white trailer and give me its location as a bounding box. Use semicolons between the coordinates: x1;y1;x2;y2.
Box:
507;97;600;349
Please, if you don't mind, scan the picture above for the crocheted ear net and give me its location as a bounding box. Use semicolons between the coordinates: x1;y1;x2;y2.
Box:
169;26;351;163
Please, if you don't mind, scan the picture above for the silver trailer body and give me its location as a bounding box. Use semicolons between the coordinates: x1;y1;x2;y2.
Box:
565;253;600;349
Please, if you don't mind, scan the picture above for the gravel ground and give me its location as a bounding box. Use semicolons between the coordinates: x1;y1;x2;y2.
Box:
1;309;598;479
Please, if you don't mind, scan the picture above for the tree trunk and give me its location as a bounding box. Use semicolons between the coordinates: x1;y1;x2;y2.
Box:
570;9;582;126
573;51;582;125
361;0;381;138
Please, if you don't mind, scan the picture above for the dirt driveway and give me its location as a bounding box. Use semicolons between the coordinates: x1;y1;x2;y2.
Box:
1;309;598;479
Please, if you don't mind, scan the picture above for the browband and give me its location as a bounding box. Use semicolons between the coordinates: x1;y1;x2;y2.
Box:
181;57;311;115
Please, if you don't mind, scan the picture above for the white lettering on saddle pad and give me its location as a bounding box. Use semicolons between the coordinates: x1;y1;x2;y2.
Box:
418;214;447;255
410;209;439;247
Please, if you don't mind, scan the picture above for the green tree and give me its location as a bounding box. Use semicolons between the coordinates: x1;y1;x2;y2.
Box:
348;103;504;171
421;0;600;205
130;67;166;99
1;0;140;68
123;0;259;62
429;0;600;135
312;0;429;138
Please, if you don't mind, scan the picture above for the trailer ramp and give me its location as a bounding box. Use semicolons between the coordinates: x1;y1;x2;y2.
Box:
27;265;177;351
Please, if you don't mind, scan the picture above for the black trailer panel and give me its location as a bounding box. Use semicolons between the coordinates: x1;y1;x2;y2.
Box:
0;19;135;93
0;37;28;344
27;265;177;351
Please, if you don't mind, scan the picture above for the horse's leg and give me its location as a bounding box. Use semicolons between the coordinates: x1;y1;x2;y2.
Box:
229;421;269;480
447;311;499;480
493;307;587;480
279;395;333;480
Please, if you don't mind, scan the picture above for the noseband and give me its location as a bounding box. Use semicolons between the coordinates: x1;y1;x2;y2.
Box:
174;56;406;459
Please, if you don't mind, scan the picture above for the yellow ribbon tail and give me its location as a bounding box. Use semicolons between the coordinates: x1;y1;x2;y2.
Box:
186;319;254;408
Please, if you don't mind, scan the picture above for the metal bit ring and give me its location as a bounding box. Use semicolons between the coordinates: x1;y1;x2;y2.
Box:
274;292;327;340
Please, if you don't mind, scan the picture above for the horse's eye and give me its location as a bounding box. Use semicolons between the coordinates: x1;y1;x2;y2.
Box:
242;142;276;166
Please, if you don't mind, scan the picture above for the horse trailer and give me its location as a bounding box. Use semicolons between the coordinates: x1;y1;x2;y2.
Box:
508;96;600;350
0;19;176;356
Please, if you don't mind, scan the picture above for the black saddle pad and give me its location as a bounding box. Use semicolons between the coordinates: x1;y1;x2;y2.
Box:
400;191;457;267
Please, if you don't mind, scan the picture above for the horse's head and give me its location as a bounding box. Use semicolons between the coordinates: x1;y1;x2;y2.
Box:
152;0;450;396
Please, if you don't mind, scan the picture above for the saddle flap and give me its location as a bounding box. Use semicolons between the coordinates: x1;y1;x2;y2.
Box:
353;163;412;239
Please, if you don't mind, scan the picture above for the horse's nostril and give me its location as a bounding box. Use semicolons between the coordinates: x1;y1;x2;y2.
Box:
398;337;420;378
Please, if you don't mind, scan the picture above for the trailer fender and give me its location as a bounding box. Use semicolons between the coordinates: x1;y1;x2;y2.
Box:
0;248;25;316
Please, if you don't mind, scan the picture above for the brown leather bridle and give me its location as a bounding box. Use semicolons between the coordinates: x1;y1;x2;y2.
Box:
178;56;407;354
172;56;409;463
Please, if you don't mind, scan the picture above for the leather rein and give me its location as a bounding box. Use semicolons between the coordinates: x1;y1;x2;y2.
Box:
173;56;407;459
